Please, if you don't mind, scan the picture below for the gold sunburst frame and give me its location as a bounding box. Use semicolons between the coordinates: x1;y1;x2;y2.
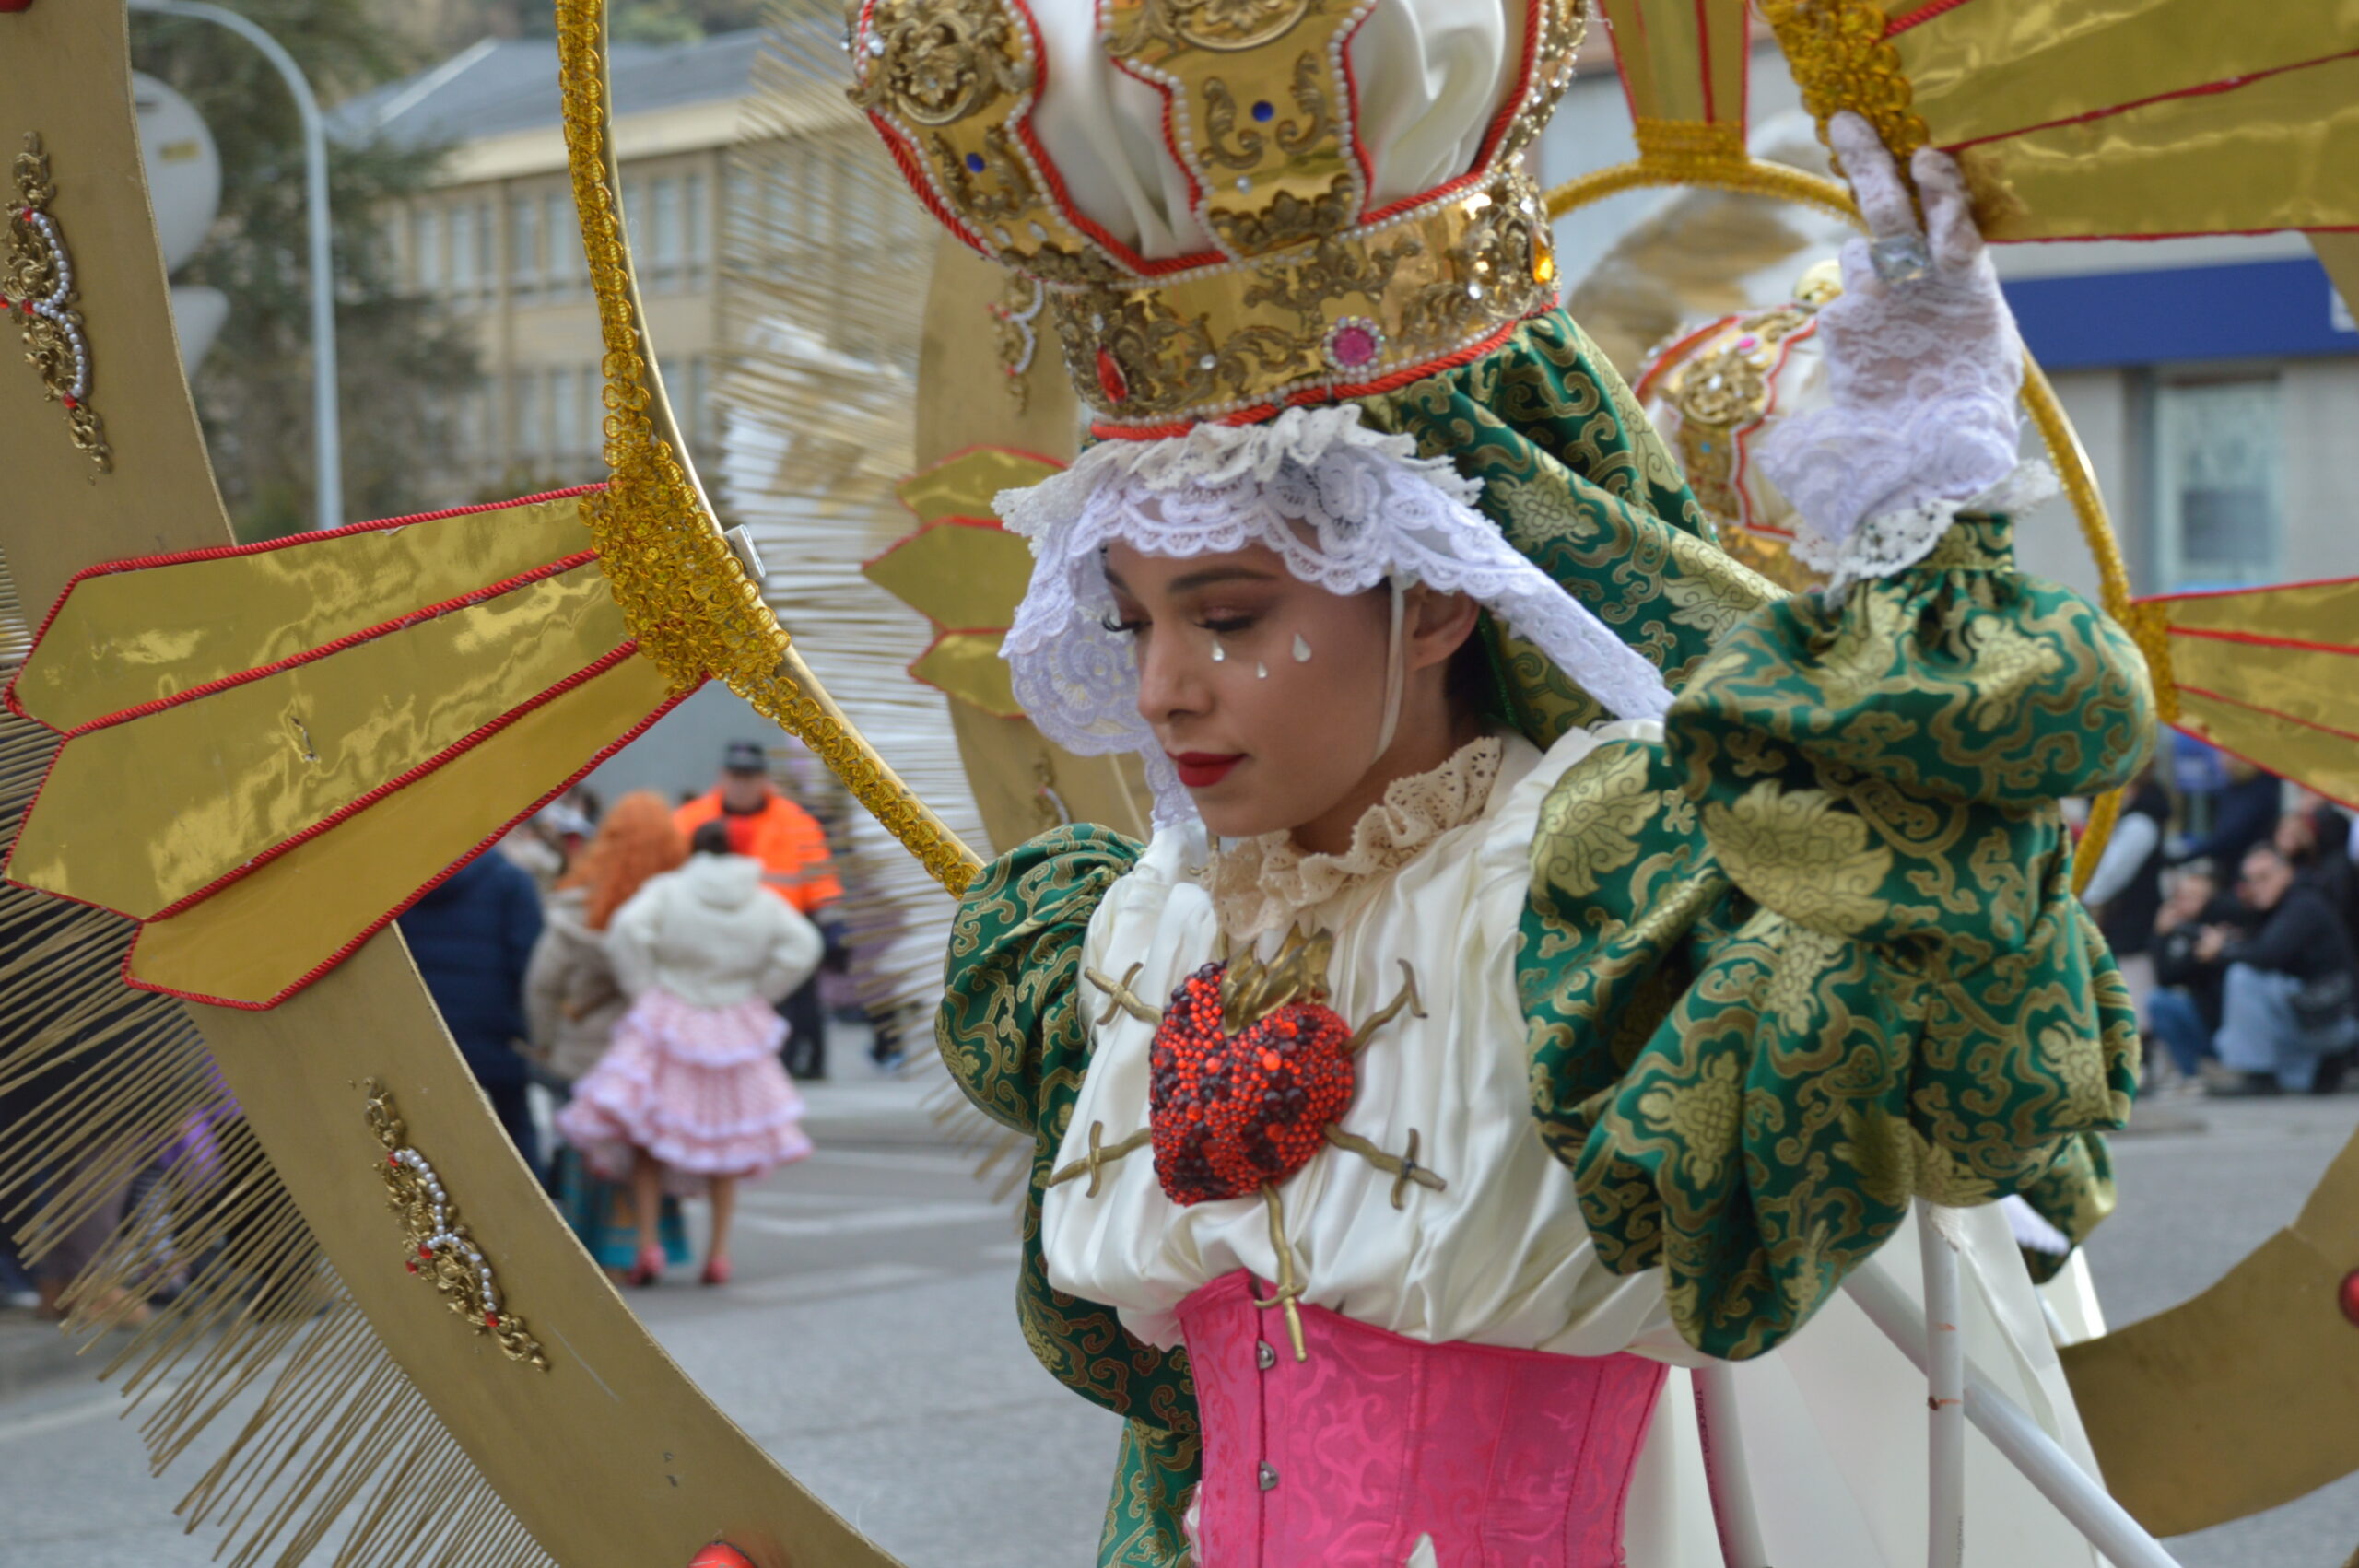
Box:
552;0;985;897
1547;153;2143;887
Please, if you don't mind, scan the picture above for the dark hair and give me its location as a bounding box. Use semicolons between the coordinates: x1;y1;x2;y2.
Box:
1444;619;1504;721
689;820;734;858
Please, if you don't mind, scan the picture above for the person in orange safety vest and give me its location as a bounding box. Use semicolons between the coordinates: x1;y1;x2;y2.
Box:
674;741;842;914
675;742;844;1078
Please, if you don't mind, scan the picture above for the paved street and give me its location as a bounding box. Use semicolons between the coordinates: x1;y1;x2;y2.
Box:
3;1081;2356;1566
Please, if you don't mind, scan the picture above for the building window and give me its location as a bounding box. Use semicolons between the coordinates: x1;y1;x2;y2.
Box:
510;194;541;298
513;369;543;466
685;170;708;279
411;205;442;294
2151;374;2283;591
551;367;580;466
722;164;753;256
651;175;683;282
577;365;601;459
449;203;478;299
544;191;580;298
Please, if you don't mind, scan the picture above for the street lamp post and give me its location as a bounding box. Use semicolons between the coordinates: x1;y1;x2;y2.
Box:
129;0;341;532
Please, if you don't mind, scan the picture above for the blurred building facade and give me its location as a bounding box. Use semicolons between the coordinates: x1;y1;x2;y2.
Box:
344;29;758;497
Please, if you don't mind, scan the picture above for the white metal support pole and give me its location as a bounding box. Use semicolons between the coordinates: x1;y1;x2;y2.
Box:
1846;1257;2185;1568
1919;1205;1967;1568
1694;1363;1773;1568
129;0;342;531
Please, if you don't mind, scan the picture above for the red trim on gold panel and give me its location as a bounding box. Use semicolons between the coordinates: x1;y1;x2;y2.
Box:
1695;0;1718;122
2142;571;2359;605
1884;0;1980;37
1941;46;2359;154
862;513;1022;577
2;639;662;926
1334;0;1380;206
30;551;603;740
2171;689;2359;815
116;657;701;1012
2166;625;2359;660
5;483;608;728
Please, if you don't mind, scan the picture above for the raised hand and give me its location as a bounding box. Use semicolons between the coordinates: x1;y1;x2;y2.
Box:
1755;111;2034;588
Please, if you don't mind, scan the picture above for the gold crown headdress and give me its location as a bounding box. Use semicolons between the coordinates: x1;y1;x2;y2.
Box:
848;0;1585;432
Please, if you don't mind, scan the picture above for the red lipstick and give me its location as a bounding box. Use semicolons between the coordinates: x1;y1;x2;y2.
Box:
1169;752;1244;788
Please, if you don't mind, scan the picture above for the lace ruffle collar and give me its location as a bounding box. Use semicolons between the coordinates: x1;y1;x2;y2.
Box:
1206;735;1505;944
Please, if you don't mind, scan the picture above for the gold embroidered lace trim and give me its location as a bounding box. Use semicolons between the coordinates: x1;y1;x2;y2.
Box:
1207;734;1504;943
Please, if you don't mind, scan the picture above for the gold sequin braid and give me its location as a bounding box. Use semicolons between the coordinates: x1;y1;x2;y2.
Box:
1546;158;2154;894
554;0;981;895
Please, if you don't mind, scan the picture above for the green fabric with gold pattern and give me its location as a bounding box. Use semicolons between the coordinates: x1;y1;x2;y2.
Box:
1360;310;1778;743
1520;515;2152;1359
935;824;1200;1567
1099;1419;1202;1568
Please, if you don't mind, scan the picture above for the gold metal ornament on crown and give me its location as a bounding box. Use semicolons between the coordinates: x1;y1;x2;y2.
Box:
554;0;983;895
846;0;1586;429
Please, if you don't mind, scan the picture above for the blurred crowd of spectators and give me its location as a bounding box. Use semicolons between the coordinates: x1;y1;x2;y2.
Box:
2084;754;2359;1097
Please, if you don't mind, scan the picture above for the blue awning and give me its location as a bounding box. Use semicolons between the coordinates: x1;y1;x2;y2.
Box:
2001;256;2358;370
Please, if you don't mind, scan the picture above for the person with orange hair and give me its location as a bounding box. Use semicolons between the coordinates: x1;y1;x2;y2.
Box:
526;791;690;1280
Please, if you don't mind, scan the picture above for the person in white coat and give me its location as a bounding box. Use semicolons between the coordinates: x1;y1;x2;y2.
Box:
557;819;821;1285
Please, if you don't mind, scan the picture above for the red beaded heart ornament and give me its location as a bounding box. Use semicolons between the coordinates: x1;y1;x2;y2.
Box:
1148;961;1356;1206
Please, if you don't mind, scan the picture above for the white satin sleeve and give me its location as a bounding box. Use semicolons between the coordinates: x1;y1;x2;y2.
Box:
1025;0;1514;261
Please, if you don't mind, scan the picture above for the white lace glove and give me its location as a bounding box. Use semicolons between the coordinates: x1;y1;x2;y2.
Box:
1756;112;2045;590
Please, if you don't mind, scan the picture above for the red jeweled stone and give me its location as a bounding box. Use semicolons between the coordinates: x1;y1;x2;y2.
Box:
418;1244;433;1259
2340;1268;2359;1327
1095;346;1129;404
1147;963;1356;1205
1327;323;1379;369
405;1261;417;1273
484;1312;499;1328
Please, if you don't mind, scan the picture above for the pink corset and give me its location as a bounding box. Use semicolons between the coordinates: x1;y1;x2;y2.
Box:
1176;1270;1665;1567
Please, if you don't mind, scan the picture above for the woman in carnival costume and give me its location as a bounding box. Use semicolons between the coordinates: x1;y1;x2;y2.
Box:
528;790;697;1281
851;1;2149;1562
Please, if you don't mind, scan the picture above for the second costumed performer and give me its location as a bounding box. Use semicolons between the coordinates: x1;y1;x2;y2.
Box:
851;2;2153;1562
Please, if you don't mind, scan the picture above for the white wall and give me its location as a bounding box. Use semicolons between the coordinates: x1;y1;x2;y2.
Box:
2013;370;2130;605
2279;357;2359;583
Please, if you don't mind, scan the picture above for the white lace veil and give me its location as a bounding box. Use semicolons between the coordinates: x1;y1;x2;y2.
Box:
995;405;1675;826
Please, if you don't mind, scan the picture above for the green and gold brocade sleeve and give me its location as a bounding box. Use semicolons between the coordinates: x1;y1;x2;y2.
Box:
1522;518;2150;1361
937;826;1201;1568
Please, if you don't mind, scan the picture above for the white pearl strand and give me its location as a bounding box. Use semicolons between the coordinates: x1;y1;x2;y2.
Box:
386;1147;501;1317
22;211;90;401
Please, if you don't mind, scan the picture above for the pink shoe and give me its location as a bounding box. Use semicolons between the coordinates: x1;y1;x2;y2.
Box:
628;1246;664;1288
700;1255;733;1287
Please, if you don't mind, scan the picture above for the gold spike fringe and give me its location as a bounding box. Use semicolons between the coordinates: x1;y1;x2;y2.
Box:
722;0;984;1054
722;0;1029;1193
0;538;555;1568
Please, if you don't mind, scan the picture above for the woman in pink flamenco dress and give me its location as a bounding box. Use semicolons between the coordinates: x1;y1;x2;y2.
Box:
558;819;820;1285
